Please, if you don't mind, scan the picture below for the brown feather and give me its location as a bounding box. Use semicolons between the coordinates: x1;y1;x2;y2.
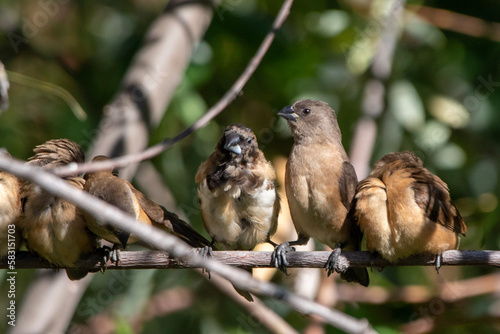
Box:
19;139;98;280
353;151;466;263
0;170;22;257
196;124;280;250
84;156;210;249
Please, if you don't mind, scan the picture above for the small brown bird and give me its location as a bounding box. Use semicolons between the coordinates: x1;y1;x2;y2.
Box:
351;151;467;270
196;124;280;301
18;139;99;280
273;99;369;286
195;124;280;251
83;156;210;259
0;156;22;257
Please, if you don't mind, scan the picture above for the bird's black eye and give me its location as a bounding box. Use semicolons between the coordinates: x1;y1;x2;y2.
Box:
303;108;311;115
247;139;252;144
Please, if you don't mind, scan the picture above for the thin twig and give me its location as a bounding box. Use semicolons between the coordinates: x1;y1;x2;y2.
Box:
53;0;294;178
0;155;376;334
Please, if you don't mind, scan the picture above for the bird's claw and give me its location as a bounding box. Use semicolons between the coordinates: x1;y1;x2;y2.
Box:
198;245;213;279
99;245;120;272
435;253;442;273
102;244;121;265
272;242;295;275
325;246;342;277
99;246;113;273
198;245;213;258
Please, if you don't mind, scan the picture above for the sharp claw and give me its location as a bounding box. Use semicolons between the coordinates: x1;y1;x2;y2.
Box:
435;253;442;273
272;242;295;276
325;245;341;277
100;246;112;273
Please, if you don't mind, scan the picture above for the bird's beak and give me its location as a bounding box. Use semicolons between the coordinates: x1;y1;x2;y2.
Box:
278;105;298;122
224;132;242;154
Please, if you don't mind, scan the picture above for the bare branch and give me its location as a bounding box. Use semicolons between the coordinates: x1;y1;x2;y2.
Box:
3;250;498;271
53;0;295;178
0;154;375;334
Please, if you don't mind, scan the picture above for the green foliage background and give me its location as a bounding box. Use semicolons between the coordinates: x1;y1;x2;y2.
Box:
1;0;500;332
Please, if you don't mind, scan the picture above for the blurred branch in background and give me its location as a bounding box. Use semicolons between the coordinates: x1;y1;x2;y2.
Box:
73;271;299;334
349;0;406;179
6;70;87;120
0;154;377;334
410;5;500;42
337;272;500;305
344;0;500;42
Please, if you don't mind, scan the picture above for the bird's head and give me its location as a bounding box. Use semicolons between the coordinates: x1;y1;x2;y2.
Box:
278;99;342;143
372;151;424;177
219;124;259;161
28;139;85;168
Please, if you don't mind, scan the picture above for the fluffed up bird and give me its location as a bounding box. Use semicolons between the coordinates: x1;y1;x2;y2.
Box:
196;124;280;251
83;155;211;261
195;124;280;301
350;151;467;271
0;153;22;257
273;99;369;287
18;139;99;280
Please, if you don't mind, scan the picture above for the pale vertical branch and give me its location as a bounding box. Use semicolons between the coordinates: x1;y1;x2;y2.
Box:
349;0;407;178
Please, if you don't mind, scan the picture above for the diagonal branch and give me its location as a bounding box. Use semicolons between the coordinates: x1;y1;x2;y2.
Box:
54;0;295;178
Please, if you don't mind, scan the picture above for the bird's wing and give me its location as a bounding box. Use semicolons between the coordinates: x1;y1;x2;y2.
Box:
131;187;211;248
411;169;467;236
339;161;364;249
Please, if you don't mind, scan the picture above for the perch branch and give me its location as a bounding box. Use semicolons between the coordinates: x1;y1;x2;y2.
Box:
0;154;375;334
53;0;294;178
2;250;498;271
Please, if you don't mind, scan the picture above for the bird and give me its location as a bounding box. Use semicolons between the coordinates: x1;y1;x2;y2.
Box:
83;155;211;261
0;153;22;258
195;123;280;251
195;123;280;301
273;99;369;287
350;151;467;271
18;139;100;280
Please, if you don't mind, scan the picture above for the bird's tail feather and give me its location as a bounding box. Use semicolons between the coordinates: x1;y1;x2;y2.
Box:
66;269;88;281
341;267;369;287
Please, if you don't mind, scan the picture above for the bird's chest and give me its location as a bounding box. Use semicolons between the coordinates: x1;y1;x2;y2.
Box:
285;147;346;242
200;178;274;250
